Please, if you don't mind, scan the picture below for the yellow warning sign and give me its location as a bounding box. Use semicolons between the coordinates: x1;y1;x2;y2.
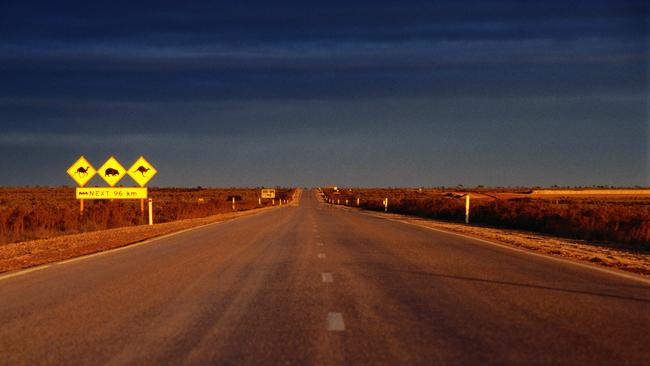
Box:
97;156;126;187
76;187;147;199
66;156;96;187
127;156;158;187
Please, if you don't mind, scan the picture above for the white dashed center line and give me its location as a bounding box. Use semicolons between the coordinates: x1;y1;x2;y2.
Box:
316;242;324;246
327;313;346;331
317;253;326;259
321;272;333;282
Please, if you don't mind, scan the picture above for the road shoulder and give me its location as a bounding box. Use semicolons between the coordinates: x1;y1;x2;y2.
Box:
329;204;650;279
0;205;284;275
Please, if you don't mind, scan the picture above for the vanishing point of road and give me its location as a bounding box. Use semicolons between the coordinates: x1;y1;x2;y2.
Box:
0;190;648;365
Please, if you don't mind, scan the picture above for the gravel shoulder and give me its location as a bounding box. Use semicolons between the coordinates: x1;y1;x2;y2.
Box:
0;206;283;274
337;206;650;277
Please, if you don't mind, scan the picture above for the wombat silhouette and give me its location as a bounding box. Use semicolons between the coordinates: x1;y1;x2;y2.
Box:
105;168;119;177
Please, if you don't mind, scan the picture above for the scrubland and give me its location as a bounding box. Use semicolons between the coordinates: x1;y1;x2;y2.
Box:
0;187;294;245
322;188;650;248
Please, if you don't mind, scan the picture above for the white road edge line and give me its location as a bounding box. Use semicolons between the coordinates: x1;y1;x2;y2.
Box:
0;265;51;280
0;208;280;282
321;272;333;282
359;211;650;285
327;312;345;331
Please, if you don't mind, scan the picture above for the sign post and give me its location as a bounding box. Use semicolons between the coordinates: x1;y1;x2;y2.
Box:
67;156;97;215
67;155;158;224
127;156;158;222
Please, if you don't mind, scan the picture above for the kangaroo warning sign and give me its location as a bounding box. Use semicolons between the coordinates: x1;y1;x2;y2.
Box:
127;156;158;187
67;156;97;187
98;156;126;187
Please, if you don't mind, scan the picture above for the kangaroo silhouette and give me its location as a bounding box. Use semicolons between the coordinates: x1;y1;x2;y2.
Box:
133;166;150;177
74;166;90;177
105;168;119;177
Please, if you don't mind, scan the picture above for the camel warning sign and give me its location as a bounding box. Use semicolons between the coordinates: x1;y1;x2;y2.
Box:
67;156;96;187
127;156;158;187
98;156;126;187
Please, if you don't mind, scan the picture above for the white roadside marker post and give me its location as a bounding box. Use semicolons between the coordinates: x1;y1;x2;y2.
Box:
258;197;261;206
465;194;470;224
384;198;388;212
345;199;348;206
148;198;154;226
357;197;360;206
232;196;235;211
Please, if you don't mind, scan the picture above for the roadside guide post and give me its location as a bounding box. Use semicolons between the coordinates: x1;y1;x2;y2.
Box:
384;198;388;212
465;194;470;224
345;199;348;205
232;196;236;211
357;197;360;206
148;198;154;225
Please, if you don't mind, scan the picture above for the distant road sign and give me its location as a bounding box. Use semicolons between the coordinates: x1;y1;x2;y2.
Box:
76;187;148;199
261;189;276;198
128;156;158;187
98;156;126;187
67;156;97;187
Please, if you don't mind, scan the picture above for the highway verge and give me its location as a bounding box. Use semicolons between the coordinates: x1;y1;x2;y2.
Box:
320;190;649;277
0;189;301;274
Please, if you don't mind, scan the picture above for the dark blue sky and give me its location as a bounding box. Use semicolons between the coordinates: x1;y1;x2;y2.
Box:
0;0;648;187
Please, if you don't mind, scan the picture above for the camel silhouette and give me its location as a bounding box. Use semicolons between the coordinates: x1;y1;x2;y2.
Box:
133;166;150;177
75;166;90;177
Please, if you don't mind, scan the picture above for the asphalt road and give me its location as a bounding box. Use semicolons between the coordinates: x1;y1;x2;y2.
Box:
1;190;649;365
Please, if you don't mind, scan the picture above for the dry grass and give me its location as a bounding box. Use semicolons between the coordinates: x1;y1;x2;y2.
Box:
322;188;650;247
0;187;295;245
0;204;292;274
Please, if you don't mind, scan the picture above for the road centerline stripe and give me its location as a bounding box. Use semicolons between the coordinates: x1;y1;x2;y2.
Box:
321;272;333;282
317;253;326;259
327;312;345;331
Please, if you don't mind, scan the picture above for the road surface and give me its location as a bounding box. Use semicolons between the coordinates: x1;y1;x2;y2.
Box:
1;190;649;365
